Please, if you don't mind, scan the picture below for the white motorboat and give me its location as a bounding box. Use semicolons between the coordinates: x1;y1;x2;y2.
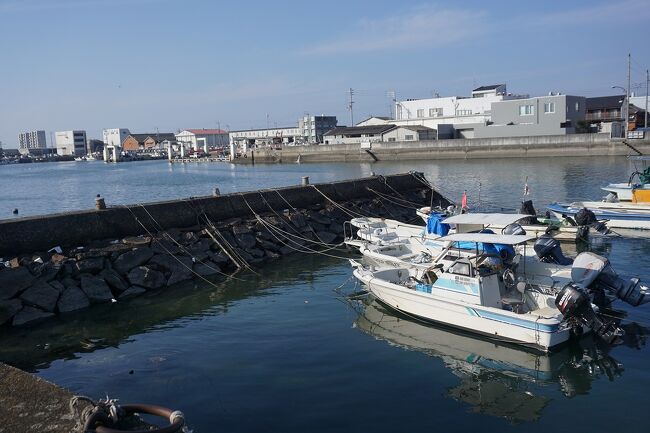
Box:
548;201;650;230
351;253;574;352
417;207;586;242
601;156;650;201
347;214;650;309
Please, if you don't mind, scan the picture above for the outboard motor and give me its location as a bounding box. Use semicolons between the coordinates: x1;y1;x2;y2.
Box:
555;283;624;344
534;235;573;265
519;200;539;224
575;207;610;235
502;223;526;236
572;252;650;307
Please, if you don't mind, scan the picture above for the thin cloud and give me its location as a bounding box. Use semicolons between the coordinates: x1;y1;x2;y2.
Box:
534;0;650;25
0;0;167;13
300;6;486;55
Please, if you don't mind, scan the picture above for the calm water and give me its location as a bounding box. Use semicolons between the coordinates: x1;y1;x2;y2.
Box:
1;157;650;432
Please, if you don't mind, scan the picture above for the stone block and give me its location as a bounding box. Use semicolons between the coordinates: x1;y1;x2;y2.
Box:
19;281;59;312
0;267;35;300
12;307;54;326
119;286;147;299
113;247;154;274
57;287;90;313
127;266;166;289
0;299;22;325
79;274;114;303
100;269;129;293
75;257;105;274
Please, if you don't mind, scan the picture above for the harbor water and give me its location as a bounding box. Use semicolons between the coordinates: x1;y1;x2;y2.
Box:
1;156;649;432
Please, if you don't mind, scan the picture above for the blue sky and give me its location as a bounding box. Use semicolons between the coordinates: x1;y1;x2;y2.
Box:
1;0;649;147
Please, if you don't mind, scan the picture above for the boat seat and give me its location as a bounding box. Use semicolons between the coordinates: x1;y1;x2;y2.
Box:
502;297;526;314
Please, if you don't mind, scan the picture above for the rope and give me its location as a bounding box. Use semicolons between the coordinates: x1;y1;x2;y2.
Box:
238;193;353;260
310;185;366;218
134;203;246;280
182;198;259;275
123;205;240;288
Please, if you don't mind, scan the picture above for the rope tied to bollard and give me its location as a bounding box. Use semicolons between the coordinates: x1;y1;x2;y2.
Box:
70;395;188;433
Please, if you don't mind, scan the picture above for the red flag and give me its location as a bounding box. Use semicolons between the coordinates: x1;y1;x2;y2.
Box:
461;191;468;209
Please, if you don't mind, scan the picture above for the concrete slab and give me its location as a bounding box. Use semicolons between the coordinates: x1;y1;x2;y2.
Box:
0;362;85;433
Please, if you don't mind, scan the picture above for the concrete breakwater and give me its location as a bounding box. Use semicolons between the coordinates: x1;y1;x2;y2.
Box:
0;173;447;327
234;134;650;164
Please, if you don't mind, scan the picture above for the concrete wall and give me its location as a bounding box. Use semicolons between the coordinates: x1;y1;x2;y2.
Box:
239;134;650;164
0;173;429;257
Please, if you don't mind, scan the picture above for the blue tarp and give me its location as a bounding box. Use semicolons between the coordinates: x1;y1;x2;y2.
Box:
452;229;515;260
427;213;450;236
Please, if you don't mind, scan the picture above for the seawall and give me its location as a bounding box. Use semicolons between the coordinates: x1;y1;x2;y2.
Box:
234;134;650;164
0;173;446;328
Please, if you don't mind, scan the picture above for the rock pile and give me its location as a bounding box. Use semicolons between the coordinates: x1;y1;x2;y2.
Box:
0;192;428;327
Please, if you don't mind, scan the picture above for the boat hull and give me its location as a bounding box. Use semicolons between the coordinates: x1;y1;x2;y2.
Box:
354;269;569;352
548;202;650;230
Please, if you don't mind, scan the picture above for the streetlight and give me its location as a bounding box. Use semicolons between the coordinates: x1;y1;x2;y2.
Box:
612;85;628;139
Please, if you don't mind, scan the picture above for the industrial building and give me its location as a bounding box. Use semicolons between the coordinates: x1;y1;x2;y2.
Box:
175;129;229;150
229;115;338;148
18;130;47;152
102;128;131;148
54;130;87;156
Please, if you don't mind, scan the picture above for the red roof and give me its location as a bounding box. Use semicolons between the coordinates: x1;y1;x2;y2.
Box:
183;128;227;135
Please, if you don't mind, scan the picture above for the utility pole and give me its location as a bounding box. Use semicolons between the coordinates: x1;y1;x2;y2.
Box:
643;69;650;128
348;88;355;126
387;90;396;119
626;53;631;139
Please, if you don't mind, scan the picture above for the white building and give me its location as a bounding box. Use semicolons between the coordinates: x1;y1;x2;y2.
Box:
102;128;131;148
229;126;302;148
392;85;528;135
55;130;87;156
175;129;229;150
18;130;47;151
230;115;338;147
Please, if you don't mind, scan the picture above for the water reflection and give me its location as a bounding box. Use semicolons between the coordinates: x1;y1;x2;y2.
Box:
355;297;646;423
0;254;348;372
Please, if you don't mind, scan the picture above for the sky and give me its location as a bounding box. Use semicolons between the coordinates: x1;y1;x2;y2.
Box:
1;0;649;147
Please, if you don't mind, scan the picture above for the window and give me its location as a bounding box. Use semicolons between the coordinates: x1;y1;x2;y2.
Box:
544;102;555;113
575;102;580;111
449;261;471;277
416;109;424;118
455;109;472;116
519;105;534;116
388;137;396;142
404;134;414;140
429;107;443;117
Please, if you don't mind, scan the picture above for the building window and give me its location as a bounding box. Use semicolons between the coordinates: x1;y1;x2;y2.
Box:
429;108;443;117
416;109;424;118
388;137;396;142
544;102;555;113
455;109;472;116
519;105;534;116
404;134;414;140
575;102;580;111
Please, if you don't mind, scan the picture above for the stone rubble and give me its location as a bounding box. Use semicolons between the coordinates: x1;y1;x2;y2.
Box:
0;191;429;327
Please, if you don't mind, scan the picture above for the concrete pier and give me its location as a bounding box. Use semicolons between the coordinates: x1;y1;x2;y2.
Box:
0;362;84;433
232;134;650;164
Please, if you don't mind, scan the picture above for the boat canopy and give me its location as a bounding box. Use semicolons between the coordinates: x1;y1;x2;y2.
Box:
443;213;530;226
439;233;536;245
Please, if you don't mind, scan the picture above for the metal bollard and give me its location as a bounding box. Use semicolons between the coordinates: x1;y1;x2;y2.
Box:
301;176;309;186
95;196;106;210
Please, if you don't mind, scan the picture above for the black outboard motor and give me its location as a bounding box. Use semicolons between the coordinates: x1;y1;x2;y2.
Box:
534;235;573;265
575;207;610;235
519;200;539;224
572;252;650;307
555;283;624;344
502;223;526;236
